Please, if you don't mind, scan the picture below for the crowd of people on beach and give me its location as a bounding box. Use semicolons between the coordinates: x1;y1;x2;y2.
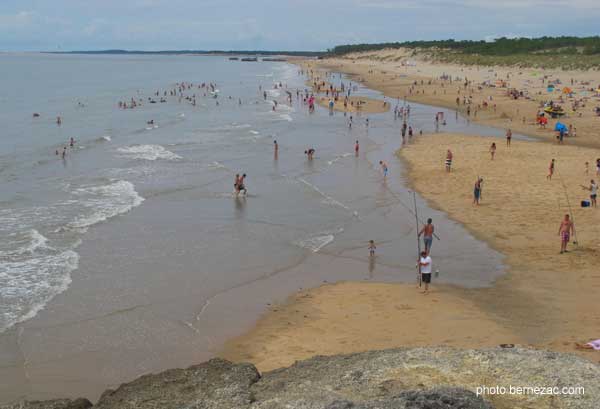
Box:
41;63;598;298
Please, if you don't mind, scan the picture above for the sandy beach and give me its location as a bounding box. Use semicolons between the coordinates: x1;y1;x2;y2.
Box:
301;51;600;148
222;132;600;371
222;53;600;371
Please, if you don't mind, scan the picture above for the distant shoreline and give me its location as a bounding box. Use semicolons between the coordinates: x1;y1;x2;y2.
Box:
39;50;325;57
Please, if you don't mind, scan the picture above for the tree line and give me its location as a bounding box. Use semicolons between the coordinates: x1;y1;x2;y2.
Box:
328;36;600;56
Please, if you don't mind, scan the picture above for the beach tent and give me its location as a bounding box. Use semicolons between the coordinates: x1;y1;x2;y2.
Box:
547;86;554;92
563;87;573;94
554;122;568;132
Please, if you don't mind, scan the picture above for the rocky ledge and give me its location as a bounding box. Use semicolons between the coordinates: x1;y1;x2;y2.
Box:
3;347;598;409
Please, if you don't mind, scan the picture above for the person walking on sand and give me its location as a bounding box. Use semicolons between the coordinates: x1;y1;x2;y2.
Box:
489;142;496;160
418;250;432;294
418;218;435;255
473;177;483;205
547;159;555;180
273;140;278;158
582;179;597;207
379;160;388;178
445;149;453;172
506;129;512;147
558;214;575;254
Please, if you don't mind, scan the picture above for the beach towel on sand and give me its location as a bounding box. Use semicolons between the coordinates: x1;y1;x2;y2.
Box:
586;339;600;350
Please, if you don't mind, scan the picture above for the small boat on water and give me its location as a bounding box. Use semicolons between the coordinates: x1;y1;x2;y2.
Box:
229;57;239;61
241;57;258;62
262;58;287;62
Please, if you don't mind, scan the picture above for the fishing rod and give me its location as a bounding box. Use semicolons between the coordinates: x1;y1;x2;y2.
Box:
555;167;580;246
413;191;422;287
388;188;441;241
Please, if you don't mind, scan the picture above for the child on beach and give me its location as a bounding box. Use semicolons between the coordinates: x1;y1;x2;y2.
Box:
547;159;555;180
368;240;376;256
379;161;388;178
506;129;512;147
489;142;496;160
445;149;453;172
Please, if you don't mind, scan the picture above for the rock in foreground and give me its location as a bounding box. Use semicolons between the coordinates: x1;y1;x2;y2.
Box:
4;347;598;409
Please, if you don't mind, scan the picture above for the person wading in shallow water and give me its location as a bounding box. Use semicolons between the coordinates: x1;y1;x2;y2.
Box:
418;218;435;255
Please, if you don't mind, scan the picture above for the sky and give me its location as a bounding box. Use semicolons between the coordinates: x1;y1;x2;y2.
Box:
1;0;600;51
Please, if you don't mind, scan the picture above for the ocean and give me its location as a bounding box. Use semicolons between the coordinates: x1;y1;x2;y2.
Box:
0;53;508;401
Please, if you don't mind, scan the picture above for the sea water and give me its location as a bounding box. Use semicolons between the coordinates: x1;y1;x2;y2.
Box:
0;53;509;401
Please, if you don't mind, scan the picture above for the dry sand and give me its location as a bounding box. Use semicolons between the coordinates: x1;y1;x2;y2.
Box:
222;281;522;372
301;51;600;148
222;133;600;372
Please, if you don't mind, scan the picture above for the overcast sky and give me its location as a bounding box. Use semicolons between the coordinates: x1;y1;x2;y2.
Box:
1;0;600;51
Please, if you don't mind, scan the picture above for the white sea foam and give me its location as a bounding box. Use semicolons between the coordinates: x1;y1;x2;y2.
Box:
214;123;252;131
298;178;351;211
327;152;353;166
278;114;293;122
117;144;181;161
68;180;145;231
98;135;111;142
206;161;226;170
0;229;48;258
249;130;260;135
294;234;334;253
0;249;79;333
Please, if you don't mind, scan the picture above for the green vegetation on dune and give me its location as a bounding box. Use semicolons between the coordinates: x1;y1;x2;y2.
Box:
329;37;600;69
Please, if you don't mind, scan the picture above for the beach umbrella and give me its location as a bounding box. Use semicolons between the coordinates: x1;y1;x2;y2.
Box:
563;87;572;94
554;122;567;132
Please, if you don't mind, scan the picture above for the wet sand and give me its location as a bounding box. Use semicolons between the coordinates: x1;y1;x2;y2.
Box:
316;95;390;114
222;132;600;370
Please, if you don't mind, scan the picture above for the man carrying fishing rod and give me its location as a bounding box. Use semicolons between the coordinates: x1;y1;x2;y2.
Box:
412;192;439;293
418;251;432;294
